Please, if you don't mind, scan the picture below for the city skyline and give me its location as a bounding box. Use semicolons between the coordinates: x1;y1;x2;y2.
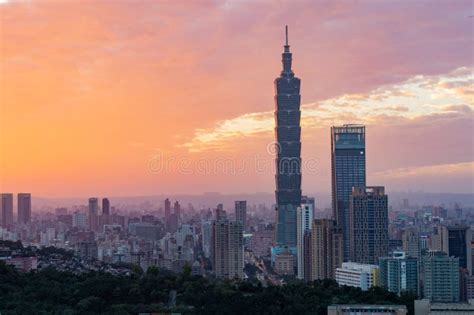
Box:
1;1;473;197
1;2;474;314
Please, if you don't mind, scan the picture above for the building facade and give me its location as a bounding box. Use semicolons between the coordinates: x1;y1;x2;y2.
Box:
274;26;302;248
415;299;474;315
88;197;99;232
274;249;295;276
402;226;420;259
331;124;366;261
379;251;419;295
328;305;407;315
234;200;247;232
297;203;313;280
349;186;389;265
335;262;379;291
211;220;243;279
0;193;14;227
17;193;31;224
311;219;343;280
102;198;110;216
435;225;472;275
423;251;460;303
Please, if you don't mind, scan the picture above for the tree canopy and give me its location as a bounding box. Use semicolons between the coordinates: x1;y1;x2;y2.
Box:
0;261;416;314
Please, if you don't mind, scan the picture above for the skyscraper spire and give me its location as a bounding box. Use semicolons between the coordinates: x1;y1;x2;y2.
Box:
282;25;292;73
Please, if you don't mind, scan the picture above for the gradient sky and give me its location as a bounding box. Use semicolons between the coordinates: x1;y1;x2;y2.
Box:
0;0;473;197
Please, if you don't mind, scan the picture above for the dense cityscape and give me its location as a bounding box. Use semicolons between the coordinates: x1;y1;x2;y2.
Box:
1;2;473;315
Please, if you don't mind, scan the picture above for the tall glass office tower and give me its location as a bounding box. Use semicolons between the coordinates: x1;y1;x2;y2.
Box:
274;26;302;247
331;124;366;260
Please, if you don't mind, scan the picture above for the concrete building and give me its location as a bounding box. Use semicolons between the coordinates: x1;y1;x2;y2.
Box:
77;241;98;261
17;193;31;224
88;197;99;232
0;193;14;227
403;226;420;259
130;223;161;240
423;251;460;303
379;251;419;295
164;198;171;228
201;221;212;259
102;198;110;215
328;305;407;315
297;203;313;280
335;262;379;291
331;124;366;261
349;186;389;265
434;224;472;275
174;201;181;223
274;249;295;276
415;299;474;315
301;195;315;212
4;256;38;272
234;200;247;232
72;212;87;228
212;220;243;279
311;219;343;280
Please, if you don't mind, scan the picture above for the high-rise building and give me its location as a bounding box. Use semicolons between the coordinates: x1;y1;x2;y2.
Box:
88;197;99;232
102;198;110;216
0;193;14;227
164;198;171;221
201;221;212;259
301;195;315;212
311;219;343;280
423;251;460;303
100;198;110;227
174;201;181;222
274;26;302;248
435;225;472;275
234;201;247;232
215;204;227;222
17;193;31;224
349;187;389;265
72;212;87;228
335;262;380;291
211;220;243;279
379;251;419;295
403;226;420;259
331;124;366;260
297;203;313;280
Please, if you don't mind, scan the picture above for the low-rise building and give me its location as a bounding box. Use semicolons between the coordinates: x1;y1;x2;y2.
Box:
415;299;474;315
335;262;379;291
274;251;295;276
328;304;407;315
5;256;38;272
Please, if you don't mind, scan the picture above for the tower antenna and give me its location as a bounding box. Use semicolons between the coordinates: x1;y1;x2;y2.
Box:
285;25;288;46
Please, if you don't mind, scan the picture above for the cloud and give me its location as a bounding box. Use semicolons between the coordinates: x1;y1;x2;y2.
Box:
182;67;474;152
372;161;474;179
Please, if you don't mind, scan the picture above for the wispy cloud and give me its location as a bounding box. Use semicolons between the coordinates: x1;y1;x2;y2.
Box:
181;67;474;152
371;161;474;180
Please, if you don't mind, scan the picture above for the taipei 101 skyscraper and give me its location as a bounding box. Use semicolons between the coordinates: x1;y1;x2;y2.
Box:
274;26;302;248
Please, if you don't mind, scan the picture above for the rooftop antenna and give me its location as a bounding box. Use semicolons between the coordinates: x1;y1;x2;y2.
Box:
285;25;289;46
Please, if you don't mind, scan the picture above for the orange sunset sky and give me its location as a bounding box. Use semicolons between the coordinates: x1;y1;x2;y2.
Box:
0;1;473;197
